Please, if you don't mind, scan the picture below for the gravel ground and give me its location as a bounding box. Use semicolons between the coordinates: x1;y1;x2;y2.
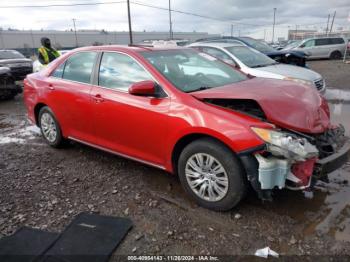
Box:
1;60;350;260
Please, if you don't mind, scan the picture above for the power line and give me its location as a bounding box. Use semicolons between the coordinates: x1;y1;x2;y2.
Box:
130;1;265;27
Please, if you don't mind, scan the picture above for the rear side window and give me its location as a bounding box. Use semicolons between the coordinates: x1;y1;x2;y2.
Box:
315;38;331;46
330;38;345;44
51;62;65;78
62;52;97;84
98;52;152;91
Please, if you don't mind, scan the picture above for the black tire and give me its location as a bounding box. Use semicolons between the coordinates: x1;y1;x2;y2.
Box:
38;106;65;148
330;51;342;60
178;138;246;211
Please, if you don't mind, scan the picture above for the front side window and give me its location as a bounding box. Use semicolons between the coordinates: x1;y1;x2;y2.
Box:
303;40;315;48
99;52;152;91
141;49;247;93
225;46;277;68
62;52;97;84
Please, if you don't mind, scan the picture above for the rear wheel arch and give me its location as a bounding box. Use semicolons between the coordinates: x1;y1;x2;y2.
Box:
171;133;239;175
330;50;342;59
34;103;48;126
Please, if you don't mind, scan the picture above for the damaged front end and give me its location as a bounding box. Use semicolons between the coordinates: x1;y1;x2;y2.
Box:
240;125;350;200
200;91;349;201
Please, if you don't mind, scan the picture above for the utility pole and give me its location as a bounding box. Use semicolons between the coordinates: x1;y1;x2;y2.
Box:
329;11;336;35
30;29;35;56
72;18;78;47
127;0;133;44
325;14;330;36
272;7;276;43
168;0;173;39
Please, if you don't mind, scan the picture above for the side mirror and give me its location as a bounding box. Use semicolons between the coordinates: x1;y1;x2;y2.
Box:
300;44;305;48
128;80;158;97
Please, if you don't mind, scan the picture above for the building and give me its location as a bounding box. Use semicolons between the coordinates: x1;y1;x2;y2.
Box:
0;29;219;56
288;29;350;40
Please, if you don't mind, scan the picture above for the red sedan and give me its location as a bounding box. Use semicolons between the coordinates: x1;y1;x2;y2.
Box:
24;45;349;211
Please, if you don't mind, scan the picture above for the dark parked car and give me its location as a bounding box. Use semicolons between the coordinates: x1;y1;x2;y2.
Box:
194;36;308;67
0;66;22;100
0;50;33;80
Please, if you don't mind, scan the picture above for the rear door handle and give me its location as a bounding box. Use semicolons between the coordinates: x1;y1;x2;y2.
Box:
48;84;55;90
93;94;105;103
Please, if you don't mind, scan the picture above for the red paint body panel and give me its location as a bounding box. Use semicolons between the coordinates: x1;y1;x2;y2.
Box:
292;157;317;186
23;45;331;173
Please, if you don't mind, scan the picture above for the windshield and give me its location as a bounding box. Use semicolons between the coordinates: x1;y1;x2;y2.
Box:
284;40;301;49
225;46;277;68
0;50;25;59
141;49;247;93
239;37;275;53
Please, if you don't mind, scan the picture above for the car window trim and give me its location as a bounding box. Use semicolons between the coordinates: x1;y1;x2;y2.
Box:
49;50;99;86
201;46;240;67
94;50;169;98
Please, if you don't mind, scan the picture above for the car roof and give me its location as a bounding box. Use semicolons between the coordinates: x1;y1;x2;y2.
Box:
189;42;245;48
69;45;190;54
302;36;345;41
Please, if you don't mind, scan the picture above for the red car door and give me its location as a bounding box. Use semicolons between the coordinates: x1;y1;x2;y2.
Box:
91;52;170;166
45;51;98;143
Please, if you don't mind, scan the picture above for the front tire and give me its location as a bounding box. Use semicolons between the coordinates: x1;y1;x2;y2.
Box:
178;138;246;211
38;106;65;147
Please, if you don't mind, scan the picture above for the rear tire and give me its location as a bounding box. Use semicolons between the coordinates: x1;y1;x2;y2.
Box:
178;138;246;211
38;106;65;148
330;51;342;60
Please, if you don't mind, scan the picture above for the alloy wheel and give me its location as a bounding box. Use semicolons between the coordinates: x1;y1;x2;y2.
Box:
40;112;57;143
185;153;229;202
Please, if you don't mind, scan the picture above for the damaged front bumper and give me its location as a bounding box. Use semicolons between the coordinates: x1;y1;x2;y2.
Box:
315;140;350;176
239;126;350;200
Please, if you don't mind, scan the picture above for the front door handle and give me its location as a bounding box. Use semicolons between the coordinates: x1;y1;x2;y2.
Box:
48;84;55;90
93;94;105;103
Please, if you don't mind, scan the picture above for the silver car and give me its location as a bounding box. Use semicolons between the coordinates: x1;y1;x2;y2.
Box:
283;37;347;59
189;42;326;93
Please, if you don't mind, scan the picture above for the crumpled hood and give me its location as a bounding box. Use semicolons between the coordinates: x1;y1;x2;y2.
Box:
258;63;321;82
191;78;330;134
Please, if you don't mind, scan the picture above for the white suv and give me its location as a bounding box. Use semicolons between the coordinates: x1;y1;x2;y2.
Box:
284;37;347;59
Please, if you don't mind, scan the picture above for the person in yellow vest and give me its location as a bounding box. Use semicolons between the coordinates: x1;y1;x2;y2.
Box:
38;37;60;65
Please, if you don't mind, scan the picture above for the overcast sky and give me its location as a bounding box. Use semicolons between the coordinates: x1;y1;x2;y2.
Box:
1;0;350;40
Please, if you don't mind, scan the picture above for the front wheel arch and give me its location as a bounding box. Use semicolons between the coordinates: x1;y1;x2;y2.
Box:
171;133;239;176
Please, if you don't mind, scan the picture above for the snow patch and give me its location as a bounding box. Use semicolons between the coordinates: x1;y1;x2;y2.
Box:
0;125;41;144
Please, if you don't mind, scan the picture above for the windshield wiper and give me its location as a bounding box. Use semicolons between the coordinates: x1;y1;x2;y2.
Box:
187;86;212;93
